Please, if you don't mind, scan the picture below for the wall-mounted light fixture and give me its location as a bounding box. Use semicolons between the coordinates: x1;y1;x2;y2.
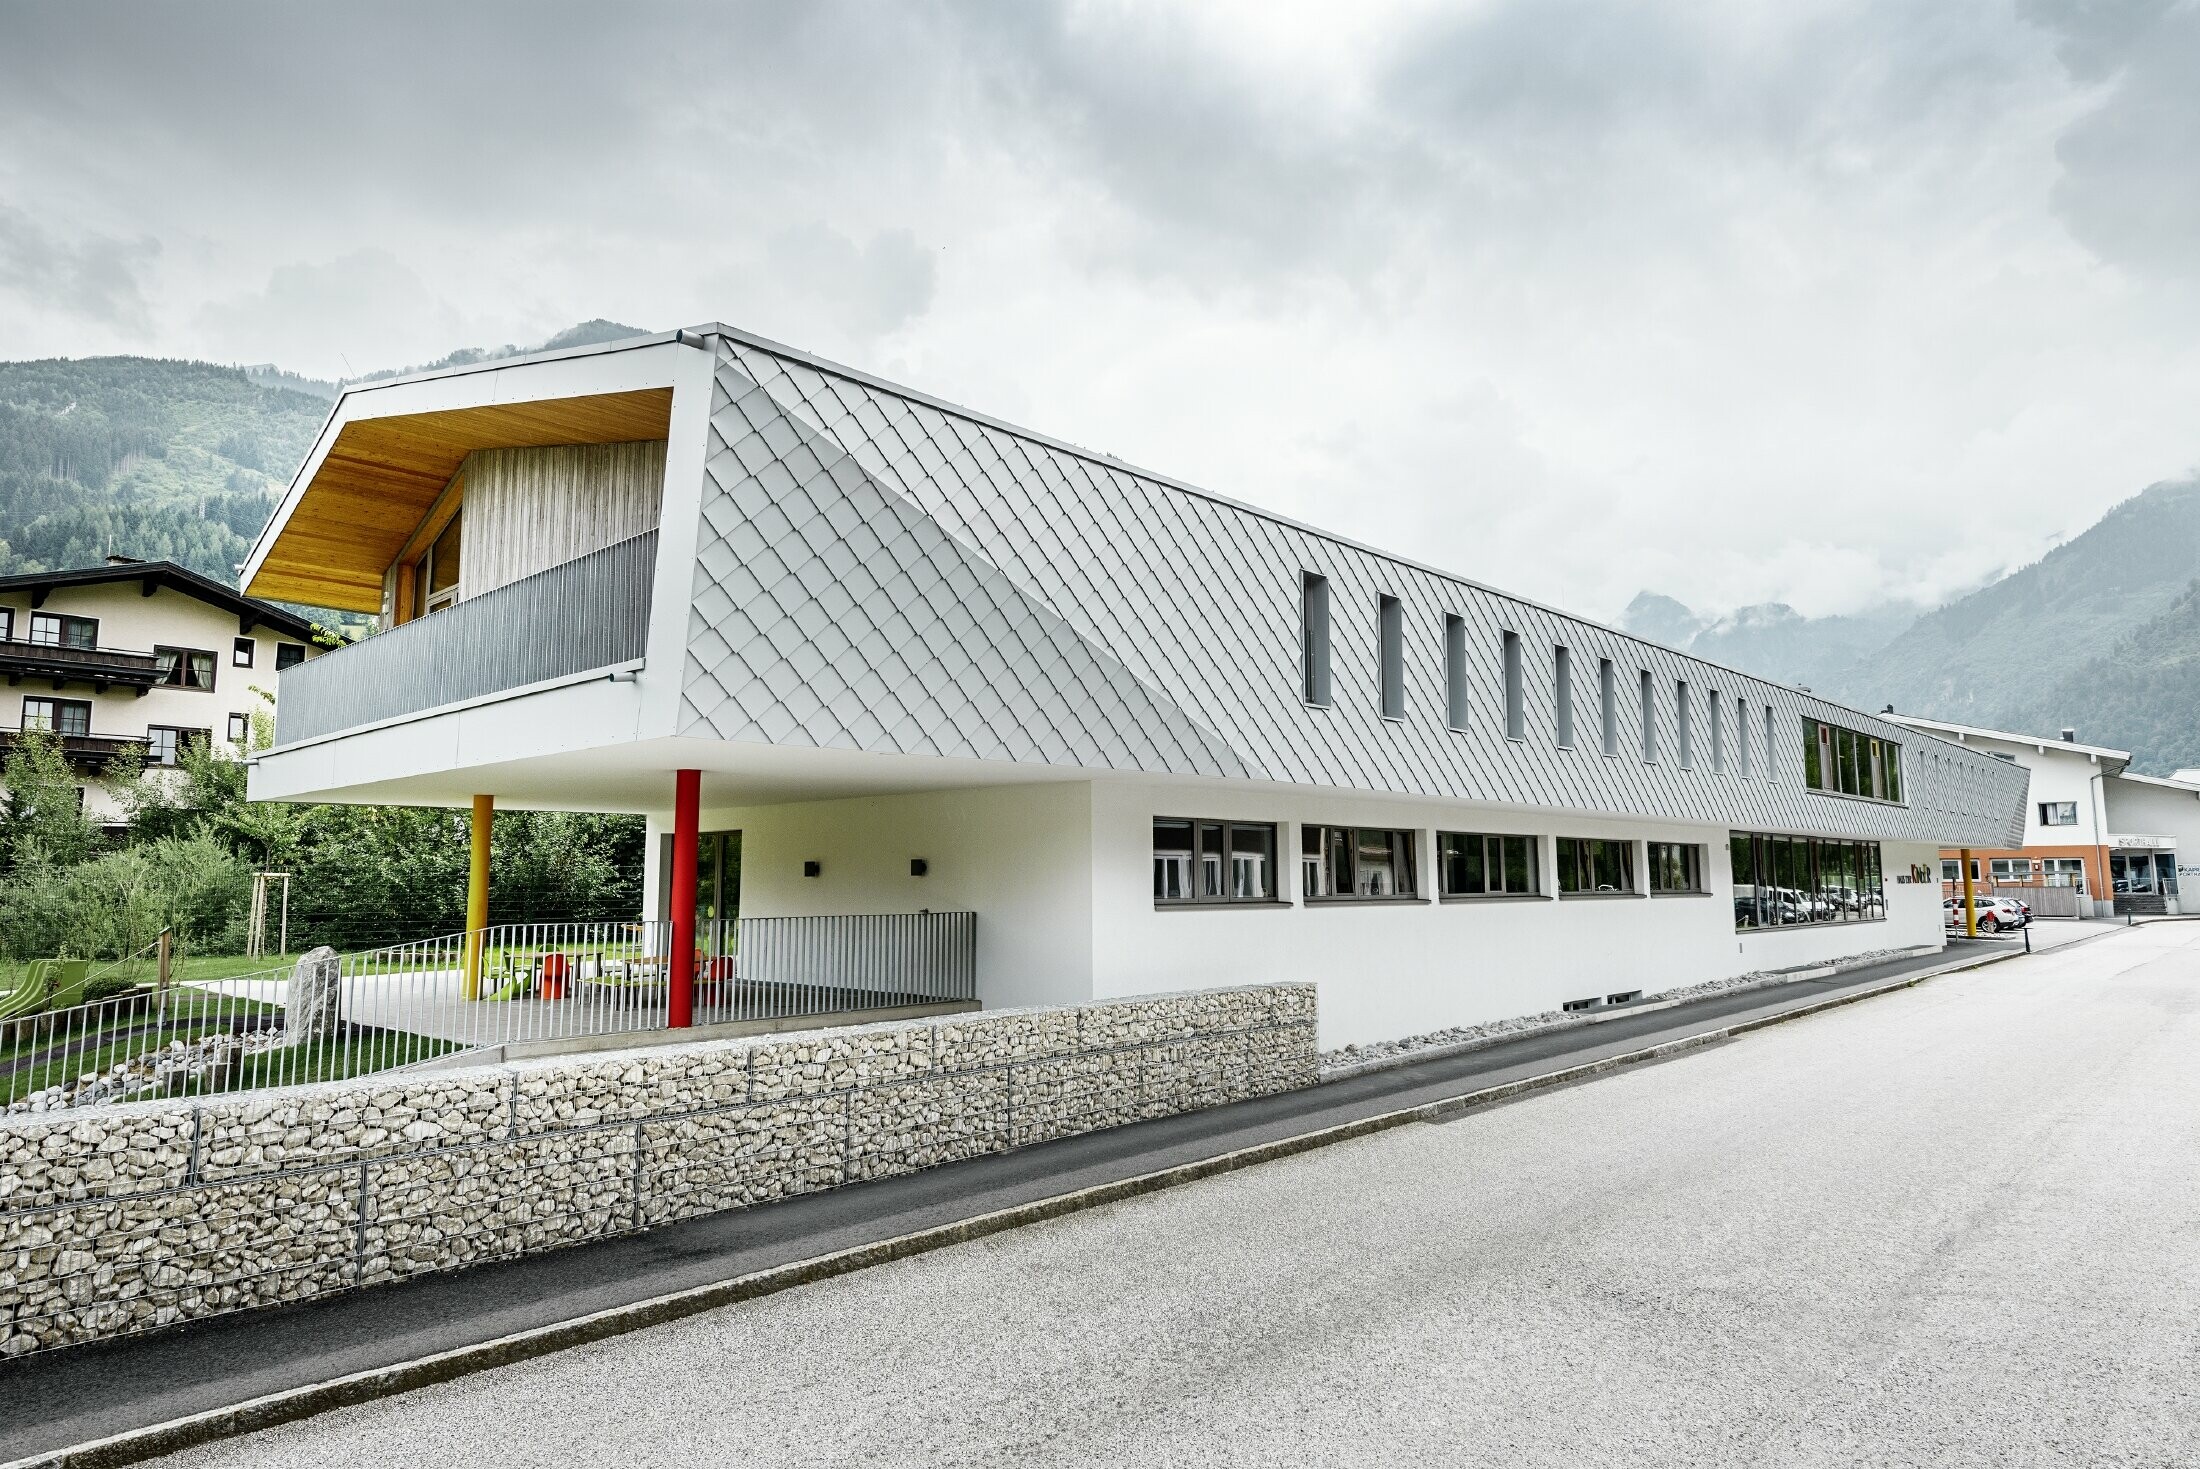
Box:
802;860;821;878
909;858;929;877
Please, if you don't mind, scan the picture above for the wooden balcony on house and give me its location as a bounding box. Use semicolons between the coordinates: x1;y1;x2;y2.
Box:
0;728;150;770
0;639;164;694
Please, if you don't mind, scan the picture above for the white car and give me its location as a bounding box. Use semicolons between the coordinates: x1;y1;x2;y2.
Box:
1945;895;2027;933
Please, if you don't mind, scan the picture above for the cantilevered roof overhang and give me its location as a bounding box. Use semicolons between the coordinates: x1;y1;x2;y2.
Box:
241;334;683;612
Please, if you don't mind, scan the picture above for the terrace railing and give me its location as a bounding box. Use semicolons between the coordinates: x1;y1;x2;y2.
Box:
273;528;659;746
3;910;978;1114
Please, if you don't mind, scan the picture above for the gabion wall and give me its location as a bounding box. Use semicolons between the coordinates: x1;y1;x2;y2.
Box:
0;984;1315;1356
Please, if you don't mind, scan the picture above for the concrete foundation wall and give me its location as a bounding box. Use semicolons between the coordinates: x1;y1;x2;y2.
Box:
0;983;1313;1357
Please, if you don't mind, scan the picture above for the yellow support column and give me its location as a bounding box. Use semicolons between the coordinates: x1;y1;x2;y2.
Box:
1959;846;1977;938
464;794;493;999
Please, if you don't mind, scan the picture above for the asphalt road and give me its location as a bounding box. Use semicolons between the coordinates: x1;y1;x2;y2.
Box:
137;922;2200;1468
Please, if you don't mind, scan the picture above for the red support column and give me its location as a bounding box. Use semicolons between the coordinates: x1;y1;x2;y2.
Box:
668;769;700;1029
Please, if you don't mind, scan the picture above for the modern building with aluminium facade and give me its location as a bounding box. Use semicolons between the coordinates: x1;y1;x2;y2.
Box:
237;325;2029;1047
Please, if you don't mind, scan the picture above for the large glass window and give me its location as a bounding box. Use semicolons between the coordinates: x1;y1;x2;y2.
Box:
1154;818;1279;905
1302;826;1418;900
1648;842;1704;894
1731;833;1885;929
1801;718;1904;803
1556;836;1635;895
1438;832;1539;897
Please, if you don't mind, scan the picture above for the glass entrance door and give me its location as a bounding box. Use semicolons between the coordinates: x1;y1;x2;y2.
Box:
660;830;742;953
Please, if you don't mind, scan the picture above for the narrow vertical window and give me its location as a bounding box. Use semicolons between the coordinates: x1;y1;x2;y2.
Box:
1554;646;1574;748
1502;630;1524;740
1738;698;1753;777
1599;658;1617;756
1639;669;1656;762
1677;680;1693;769
1300;572;1331;706
1764;705;1777;781
1709;690;1725;772
1378;594;1404;720
1444;614;1468;731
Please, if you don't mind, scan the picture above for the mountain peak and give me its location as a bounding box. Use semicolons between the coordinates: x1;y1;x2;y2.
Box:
1621;591;1706;649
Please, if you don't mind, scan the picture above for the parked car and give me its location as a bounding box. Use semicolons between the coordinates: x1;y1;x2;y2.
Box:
1945;895;2028;933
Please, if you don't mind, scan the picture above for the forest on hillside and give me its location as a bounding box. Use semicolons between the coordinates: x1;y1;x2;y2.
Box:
0;356;327;583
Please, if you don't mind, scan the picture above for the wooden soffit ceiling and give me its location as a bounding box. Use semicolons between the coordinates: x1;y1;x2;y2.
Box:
247;388;674;611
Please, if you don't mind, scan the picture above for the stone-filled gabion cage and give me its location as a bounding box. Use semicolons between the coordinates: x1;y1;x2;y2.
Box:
0;983;1316;1356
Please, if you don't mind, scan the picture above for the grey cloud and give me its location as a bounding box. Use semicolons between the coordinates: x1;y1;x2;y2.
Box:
0;206;158;330
761;224;938;338
2025;0;2200;278
195;248;467;369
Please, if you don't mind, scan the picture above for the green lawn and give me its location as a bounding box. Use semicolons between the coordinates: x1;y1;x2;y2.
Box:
0;977;456;1106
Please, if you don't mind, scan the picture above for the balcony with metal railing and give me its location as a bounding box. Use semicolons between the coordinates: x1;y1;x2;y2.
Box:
272;529;659;747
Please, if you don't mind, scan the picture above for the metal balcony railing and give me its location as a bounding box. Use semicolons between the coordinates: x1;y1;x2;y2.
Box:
272;529;658;746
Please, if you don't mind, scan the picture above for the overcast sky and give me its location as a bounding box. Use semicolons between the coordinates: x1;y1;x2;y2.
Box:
3;0;2198;624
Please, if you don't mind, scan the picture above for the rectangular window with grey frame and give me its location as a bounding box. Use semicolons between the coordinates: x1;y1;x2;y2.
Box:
1378;594;1404;720
1438;831;1540;897
1502;630;1524;740
1709;690;1725;772
1300;572;1331;707
1764;705;1777;781
1639;669;1656;762
1444;614;1468;731
1677;680;1693;768
1599;658;1617;756
1554;646;1573;748
1738;698;1753;777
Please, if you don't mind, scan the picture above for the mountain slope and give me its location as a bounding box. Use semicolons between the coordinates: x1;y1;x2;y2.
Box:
0;357;328;581
1630;475;2200;773
2031;579;2200;773
242;318;648;400
1853;476;2200;734
1685;601;1919;695
1;321;652;595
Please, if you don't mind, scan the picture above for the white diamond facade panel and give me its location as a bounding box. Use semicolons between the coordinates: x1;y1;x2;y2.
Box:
681;331;2025;848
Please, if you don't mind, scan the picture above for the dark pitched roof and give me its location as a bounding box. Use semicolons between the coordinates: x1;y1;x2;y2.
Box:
0;560;318;641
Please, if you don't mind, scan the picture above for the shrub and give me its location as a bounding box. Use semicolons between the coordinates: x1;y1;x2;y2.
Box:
82;975;142;1005
0;833;251;960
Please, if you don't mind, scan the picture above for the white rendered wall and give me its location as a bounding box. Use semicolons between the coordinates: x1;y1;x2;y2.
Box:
648;781;1095;1011
1088;780;1947;1050
1996;742;2110;846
